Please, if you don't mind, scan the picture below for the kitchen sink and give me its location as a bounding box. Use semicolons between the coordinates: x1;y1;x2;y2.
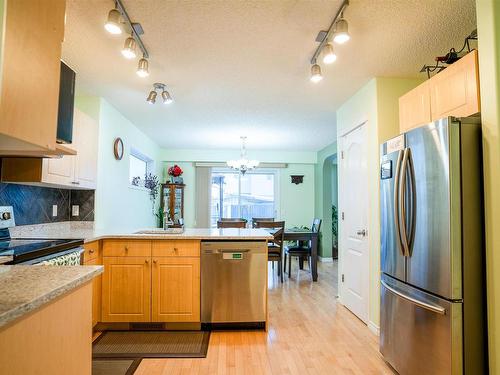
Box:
135;227;185;235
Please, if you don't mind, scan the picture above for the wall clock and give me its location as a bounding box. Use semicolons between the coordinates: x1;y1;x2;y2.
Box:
113;137;124;160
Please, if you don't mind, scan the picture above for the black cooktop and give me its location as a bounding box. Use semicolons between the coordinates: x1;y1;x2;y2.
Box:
0;237;84;264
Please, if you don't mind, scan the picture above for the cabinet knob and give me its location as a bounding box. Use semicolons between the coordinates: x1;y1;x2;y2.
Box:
124;246;129;252
173;248;178;252
145;259;149;264
89;249;94;254
153;259;157;264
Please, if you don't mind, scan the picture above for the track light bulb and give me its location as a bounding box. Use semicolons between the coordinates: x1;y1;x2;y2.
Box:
121;37;137;59
146;90;157;104
137;58;149;77
333;18;350;44
322;43;337;64
161;90;173;104
310;64;323;83
104;9;122;35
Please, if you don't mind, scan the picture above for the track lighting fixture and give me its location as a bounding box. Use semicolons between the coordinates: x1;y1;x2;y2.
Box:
333;18;350;44
146;83;173;105
322;43;337;64
310;64;323;83
146;90;157;104
137;57;149;77
161;90;173;104
309;0;350;81
121;36;137;59
104;8;122;35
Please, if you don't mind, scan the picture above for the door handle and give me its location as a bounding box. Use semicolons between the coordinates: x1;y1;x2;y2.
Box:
393;150;405;256
356;229;367;236
381;280;446;315
399;148;411;257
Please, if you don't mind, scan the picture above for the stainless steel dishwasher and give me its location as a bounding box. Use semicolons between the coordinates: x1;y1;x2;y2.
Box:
201;240;267;327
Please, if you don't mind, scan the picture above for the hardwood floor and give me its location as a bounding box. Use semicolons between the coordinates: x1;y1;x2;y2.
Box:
135;260;395;375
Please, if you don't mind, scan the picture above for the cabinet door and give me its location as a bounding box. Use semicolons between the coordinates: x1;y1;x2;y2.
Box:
152;257;200;322
42;153;76;186
0;0;65;151
429;50;480;120
102;257;151;322
84;257;102;327
73;109;98;189
399;80;431;133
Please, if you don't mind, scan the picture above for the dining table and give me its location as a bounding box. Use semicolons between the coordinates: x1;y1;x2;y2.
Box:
267;227;319;281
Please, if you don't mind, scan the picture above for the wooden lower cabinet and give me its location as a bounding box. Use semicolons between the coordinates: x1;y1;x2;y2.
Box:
101;256;151;322
85;257;102;327
152;257;200;322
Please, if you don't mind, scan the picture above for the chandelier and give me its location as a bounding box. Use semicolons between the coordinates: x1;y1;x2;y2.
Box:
227;136;259;174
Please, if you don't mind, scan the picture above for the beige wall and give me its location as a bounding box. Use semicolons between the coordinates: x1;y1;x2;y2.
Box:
476;2;500;373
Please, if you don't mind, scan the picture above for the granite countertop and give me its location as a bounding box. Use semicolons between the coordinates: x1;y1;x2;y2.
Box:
0;265;103;329
9;222;274;243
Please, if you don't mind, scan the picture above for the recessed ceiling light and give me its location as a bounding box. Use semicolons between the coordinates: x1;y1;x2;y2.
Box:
333;18;350;44
121;36;137;59
104;9;122;35
137;58;149;77
322;43;337;64
310;64;323;83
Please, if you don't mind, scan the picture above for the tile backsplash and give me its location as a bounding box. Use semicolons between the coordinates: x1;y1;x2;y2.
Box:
0;183;94;225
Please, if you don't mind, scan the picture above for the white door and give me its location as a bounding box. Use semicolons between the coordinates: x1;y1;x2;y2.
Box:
339;123;369;322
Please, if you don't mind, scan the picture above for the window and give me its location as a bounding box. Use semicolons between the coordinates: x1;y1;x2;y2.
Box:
210;169;278;227
129;148;154;187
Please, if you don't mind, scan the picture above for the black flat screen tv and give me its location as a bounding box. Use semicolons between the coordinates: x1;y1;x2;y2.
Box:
56;61;76;144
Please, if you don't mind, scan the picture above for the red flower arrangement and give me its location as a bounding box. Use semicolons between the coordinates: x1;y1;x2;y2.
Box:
168;165;183;177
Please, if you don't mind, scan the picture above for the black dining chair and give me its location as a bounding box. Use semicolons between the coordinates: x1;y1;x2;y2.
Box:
254;220;285;283
284;218;321;279
251;217;275;228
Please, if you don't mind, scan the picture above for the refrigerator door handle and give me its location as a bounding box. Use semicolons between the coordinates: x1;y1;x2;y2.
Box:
399;148;411;257
381;280;446;315
393;150;405;256
407;149;417;254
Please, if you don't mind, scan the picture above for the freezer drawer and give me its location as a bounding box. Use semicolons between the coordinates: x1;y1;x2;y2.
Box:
380;274;463;375
201;241;267;324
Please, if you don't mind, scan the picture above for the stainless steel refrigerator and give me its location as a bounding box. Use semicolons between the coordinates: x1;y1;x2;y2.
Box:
379;117;487;375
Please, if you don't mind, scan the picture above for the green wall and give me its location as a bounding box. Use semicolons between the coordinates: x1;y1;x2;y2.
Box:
325;77;422;328
476;2;500;373
75;96;162;232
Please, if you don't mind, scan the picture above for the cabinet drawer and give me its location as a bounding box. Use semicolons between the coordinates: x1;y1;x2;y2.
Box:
103;240;152;257
83;241;100;263
152;240;200;257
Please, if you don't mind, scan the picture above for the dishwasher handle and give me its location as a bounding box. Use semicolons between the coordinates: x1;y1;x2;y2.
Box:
203;249;251;254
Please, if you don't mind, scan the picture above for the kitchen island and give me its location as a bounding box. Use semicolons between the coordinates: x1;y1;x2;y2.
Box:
0;265;103;375
9;222;273;330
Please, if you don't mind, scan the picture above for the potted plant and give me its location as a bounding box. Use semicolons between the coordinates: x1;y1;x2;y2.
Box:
332;204;338;259
168;164;183;183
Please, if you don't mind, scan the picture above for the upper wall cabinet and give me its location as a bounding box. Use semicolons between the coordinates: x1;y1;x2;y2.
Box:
399;50;480;133
429;50;480;120
0;0;69;155
1;108;99;189
399;81;431;132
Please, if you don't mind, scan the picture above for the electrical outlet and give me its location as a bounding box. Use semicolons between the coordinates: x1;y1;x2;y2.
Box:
72;205;80;217
52;205;57;217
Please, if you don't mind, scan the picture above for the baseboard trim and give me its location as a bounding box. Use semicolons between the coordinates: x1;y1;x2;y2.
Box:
318;256;334;263
368;321;380;336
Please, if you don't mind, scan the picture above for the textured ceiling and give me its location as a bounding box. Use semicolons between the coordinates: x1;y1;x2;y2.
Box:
62;0;476;151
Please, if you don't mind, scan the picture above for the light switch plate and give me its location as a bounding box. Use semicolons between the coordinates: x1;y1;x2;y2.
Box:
72;205;80;217
52;205;57;217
